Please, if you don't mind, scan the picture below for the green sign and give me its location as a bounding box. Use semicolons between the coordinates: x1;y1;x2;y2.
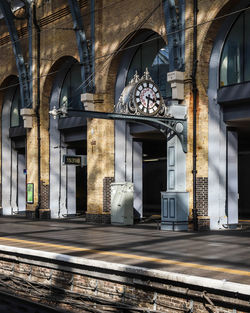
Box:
27;183;34;204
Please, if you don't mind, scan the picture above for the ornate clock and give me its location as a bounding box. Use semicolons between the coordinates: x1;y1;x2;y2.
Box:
115;68;166;117
133;80;162;116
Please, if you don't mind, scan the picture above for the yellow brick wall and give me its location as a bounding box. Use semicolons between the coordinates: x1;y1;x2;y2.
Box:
185;0;234;214
0;0;239;218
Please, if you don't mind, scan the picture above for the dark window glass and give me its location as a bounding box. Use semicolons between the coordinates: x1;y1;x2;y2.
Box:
219;11;250;87
10;87;21;127
60;63;82;109
126;34;171;98
244;10;250;81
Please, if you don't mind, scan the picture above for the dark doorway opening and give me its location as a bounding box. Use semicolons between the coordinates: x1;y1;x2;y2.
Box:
238;125;250;218
142;139;166;217
66;141;87;215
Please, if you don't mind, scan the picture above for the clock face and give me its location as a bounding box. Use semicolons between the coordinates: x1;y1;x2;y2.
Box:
134;80;162;115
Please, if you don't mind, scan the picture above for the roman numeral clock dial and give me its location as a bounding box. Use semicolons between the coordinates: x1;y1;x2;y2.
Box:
134;80;162;116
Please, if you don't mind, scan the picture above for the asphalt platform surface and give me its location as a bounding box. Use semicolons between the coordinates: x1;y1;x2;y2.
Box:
0;216;250;286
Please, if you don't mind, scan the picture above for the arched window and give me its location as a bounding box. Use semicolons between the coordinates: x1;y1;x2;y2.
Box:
220;10;250;87
59;63;82;110
126;33;171;98
10;87;21;127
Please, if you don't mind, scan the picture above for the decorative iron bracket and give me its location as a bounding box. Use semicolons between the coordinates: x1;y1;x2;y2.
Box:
68;0;94;93
163;0;185;71
49;106;187;153
0;0;31;108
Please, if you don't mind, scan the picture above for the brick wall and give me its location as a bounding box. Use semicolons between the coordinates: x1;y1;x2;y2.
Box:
103;176;114;213
196;177;208;216
0;254;248;312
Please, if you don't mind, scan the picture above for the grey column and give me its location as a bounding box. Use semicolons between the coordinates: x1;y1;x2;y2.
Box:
115;121;126;182
227;130;238;225
59;145;67;218
167;135;186;192
50;116;61;218
2;97;12;215
133;141;143;217
126;124;133;182
18;153;26;212
67;148;76;215
208;105;227;229
11;149;18;213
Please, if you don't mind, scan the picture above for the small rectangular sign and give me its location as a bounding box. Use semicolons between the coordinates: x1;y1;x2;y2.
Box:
27;183;34;204
63;155;87;167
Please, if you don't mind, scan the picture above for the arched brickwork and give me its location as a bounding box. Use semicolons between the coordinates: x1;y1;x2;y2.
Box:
40;55;79;213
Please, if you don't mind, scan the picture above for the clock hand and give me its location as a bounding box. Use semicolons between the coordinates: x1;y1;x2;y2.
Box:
146;97;150;113
146;95;156;103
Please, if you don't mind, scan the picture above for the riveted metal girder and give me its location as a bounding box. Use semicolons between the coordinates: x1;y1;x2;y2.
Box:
67;0;94;93
0;0;31;108
66;109;187;153
163;0;185;71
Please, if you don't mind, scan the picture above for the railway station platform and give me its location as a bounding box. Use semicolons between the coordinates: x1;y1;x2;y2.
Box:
0;216;250;312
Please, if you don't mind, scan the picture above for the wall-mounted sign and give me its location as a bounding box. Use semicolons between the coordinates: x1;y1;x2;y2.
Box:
27;183;34;204
63;155;87;167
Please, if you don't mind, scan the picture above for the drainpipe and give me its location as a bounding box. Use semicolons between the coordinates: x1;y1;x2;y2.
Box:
192;0;198;231
33;3;41;218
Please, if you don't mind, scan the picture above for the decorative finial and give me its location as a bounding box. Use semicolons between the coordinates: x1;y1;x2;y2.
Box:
133;70;140;83
142;67;152;80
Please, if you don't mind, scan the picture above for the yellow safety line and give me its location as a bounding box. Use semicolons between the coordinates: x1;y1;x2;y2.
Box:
0;236;250;277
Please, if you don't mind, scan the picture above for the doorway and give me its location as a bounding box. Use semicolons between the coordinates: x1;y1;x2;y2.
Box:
227;122;250;220
238;125;250;218
142;139;166;217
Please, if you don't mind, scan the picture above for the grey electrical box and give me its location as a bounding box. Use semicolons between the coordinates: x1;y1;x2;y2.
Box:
111;182;134;225
161;192;189;231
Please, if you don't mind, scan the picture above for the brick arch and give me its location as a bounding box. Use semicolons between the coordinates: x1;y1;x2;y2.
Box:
0;75;18;116
0;75;19;209
105;28;166;110
197;0;239;95
39;56;80;211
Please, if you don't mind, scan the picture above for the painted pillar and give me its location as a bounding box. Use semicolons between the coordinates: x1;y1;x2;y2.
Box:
18;153;26;212
115;121;126;182
167;135;186;192
133;141;143;218
2;97;13;215
11;149;18;213
67;148;76;216
227;130;238;226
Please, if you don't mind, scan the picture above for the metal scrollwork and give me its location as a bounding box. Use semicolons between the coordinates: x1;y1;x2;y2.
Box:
114;69;187;152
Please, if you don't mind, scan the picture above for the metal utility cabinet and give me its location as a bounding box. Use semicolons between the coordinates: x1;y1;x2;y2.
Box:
111;182;134;225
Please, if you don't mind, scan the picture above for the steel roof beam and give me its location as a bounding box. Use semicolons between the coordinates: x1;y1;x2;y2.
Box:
163;0;185;71
0;0;31;108
68;0;94;93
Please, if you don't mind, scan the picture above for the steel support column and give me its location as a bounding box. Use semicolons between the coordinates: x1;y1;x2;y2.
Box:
0;0;31;108
68;0;94;93
163;0;185;71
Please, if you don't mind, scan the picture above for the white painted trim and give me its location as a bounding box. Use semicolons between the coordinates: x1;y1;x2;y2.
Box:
18;153;26;212
133;141;143;217
2;96;12;215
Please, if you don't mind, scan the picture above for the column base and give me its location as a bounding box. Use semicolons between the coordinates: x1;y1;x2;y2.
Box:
86;213;111;224
26;210;37;219
197;216;210;231
39;210;51;220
